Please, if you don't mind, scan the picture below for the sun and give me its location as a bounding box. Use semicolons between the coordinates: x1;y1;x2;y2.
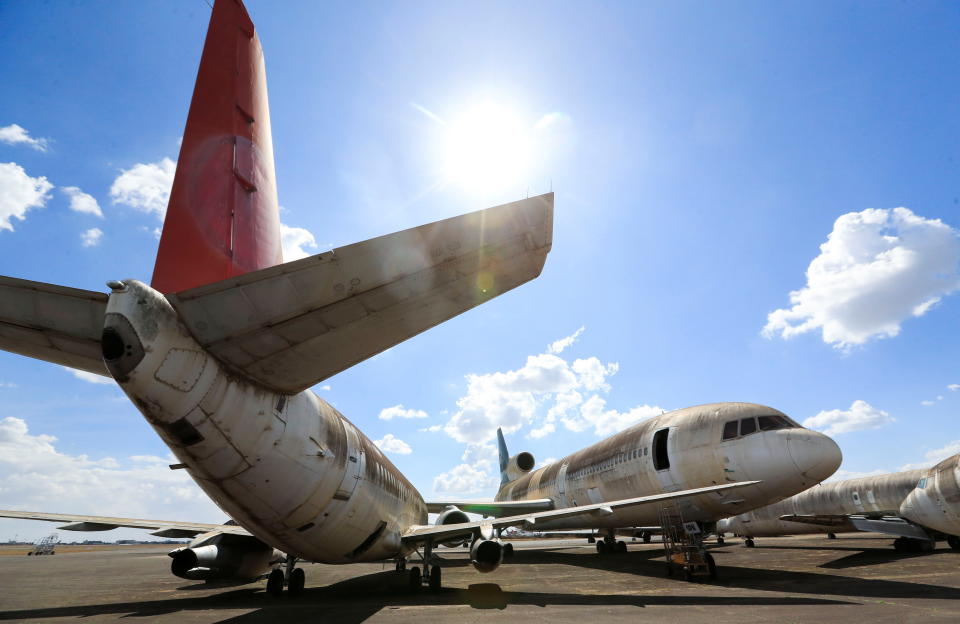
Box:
441;102;532;193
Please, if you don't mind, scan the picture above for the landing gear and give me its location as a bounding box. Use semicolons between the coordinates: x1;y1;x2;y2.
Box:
716;536;725;545
616;540;627;553
408;566;421;591
744;538;755;548
428;565;442;592
288;568;305;596
642;532;652;544
587;536;596;544
596;540;608;554
705;552;717;580
827;532;837;540
266;568;284;596
948;535;960;551
503;543;515;558
893;537;935;553
395;557;407;572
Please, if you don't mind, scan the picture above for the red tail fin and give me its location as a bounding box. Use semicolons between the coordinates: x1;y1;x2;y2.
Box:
151;0;282;294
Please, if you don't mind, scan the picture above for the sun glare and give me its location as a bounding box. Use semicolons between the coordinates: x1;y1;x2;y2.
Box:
442;102;532;193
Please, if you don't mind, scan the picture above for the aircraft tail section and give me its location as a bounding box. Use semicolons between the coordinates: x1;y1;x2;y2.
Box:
497;427;510;486
152;0;282;294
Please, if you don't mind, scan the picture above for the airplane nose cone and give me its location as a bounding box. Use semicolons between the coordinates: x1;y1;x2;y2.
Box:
787;429;842;484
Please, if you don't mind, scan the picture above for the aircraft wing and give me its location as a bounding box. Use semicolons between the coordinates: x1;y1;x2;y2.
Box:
425;499;555;516
167;193;553;395
0;276;109;377
779;513;930;539
0;509;250;539
403;481;760;545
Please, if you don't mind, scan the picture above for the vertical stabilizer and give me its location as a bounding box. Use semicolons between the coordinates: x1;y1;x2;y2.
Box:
152;0;283;294
497;427;510;486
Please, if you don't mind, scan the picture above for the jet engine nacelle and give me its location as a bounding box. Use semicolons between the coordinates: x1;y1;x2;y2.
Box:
504;451;535;483
900;454;960;538
169;532;280;582
470;538;504;573
435;506;471;547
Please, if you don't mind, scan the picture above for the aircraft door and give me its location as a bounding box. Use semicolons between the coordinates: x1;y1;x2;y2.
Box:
556;464;569;508
333;423;364;502
652;427;682;493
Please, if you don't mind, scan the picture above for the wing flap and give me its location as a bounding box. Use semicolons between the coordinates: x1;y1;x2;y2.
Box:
404;481;760;545
778;514;855;527
168;193;553;394
0;276;109;376
0;509;249;538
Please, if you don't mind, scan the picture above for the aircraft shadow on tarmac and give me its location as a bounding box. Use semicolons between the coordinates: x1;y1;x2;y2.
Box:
751;543;945;569
2;548;959;623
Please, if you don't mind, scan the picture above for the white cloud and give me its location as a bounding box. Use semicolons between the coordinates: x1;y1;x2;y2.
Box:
0;382;18;388
547;326;585;354
534;112;571;131
63;367;113;385
0;162;52;231
538;457;558;468
901;440;960;470
0;417;222;539
109;157;175;218
373;434;412;455
948;384;960;391
763;208;960;348
80;227;103;248
378;404;428;420
461;442;497;469
563;394;663;436
802;400;894;436
0;124;48;151
921;400;935;406
61;186;103;218
280;223;318;260
432;463;498;495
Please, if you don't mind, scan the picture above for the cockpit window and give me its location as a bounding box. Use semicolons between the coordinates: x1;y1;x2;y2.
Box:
918;477;927;489
758;415;793;431
722;420;739;440
739;417;757;436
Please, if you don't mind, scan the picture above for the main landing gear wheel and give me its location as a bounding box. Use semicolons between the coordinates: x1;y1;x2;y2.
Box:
705;552;717;581
429;565;442;592
596;541;608;554
716;536;725;545
827;532;837;540
948;535;960;551
266;568;284;597
616;540;627;553
288;567;305;596
408;566;421;592
503;543;515;558
395;558;406;572
642;532;652;544
587;536;596;544
744;538;755;548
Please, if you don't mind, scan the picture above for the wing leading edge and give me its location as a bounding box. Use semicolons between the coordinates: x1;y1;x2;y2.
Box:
425;499;555;516
405;481;761;545
0;509;250;539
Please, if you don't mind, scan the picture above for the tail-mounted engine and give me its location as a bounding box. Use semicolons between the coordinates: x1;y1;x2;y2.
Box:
169;532;279;582
503;452;535;483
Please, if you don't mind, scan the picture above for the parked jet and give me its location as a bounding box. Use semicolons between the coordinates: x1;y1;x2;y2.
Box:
0;0;762;595
429;405;842;565
717;454;960;552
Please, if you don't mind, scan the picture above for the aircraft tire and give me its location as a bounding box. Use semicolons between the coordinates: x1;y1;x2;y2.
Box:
504;543;515;558
947;535;960;551
596;541;607;554
288;568;305;596
429;565;442;592
408;566;421;592
617;541;627;553
705;552;717;580
744;538;755;548
716;536;725;545
266;569;284;597
643;533;651;544
827;533;837;539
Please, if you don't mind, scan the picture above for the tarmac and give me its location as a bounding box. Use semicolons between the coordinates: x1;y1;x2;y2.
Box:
0;534;958;623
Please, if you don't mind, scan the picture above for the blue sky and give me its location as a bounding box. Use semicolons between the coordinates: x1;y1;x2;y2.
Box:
1;0;959;540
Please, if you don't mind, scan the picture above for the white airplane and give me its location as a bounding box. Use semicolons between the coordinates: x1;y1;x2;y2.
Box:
0;0;770;595
428;405;842;562
717;453;960;552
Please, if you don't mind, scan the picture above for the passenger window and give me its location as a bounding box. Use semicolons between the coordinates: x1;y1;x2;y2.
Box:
722;420;739;440
652;429;670;470
739;417;757;436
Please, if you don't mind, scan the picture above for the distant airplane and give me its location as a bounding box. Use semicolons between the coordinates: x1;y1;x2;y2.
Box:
427;405;841;568
717;454;960;552
0;0;765;595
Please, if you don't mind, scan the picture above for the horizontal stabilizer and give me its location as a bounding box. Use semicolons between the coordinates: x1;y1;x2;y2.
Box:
848;516;931;540
168;193;553;394
0;276;108;377
0;509;250;539
778;514;852;528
